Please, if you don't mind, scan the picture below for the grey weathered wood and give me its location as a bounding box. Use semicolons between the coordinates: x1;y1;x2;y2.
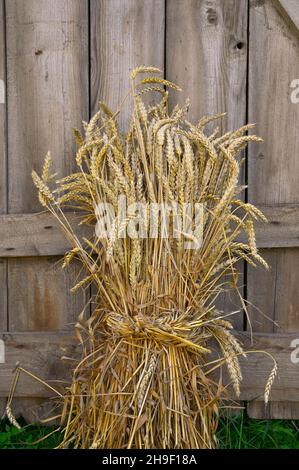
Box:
0;0;6;212
0;397;59;423
236;332;299;402
0;331;298;402
6;0;89;213
90;0;165;316
5;0;89;333
278;0;299;32
0;0;7;331
254;204;299;248
247;0;299;418
166;0;248;329
166;0;248;129
90;0;165;124
0;212;92;257
0;204;298;258
3;0;89;417
8;257;88;331
0;332;77;397
247;401;299;420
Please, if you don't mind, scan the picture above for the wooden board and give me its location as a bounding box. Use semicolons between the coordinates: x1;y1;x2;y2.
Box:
5;0;89;332
0;204;298;258
4;0;89;418
8;257;87;331
0;0;7;331
0;0;7;418
90;0;165;124
0;331;297;402
0;332;77;397
0;212;91;257
247;0;299;418
166;0;248;329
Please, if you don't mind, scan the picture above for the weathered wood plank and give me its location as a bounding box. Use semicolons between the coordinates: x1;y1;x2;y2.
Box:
247;0;299;418
0;204;298;258
90;0;165;125
1;331;298;401
0;212;91;257
8;257;88;331
166;0;248;129
0;397;58;423
278;0;299;32
5;0;89;334
247;401;299;420
254;204;299;248
167;0;248;329
0;0;6;212
236;333;299;402
89;0;165;320
6;0;89;213
0;0;7;331
0;332;77;397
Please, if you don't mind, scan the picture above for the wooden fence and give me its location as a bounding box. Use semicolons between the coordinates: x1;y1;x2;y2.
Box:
1;0;299;421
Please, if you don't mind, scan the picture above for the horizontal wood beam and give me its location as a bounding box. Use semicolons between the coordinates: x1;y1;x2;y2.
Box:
232;332;299;402
0;212;91;257
0;331;299;400
0;332;77;397
0;204;298;257
254;204;299;249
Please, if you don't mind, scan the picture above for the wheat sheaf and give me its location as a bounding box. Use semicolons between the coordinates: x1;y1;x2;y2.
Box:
29;66;277;449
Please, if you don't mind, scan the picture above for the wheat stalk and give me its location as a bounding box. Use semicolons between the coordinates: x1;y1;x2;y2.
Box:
30;66;272;450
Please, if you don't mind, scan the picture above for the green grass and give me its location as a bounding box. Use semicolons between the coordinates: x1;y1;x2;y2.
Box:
217;412;299;449
0;418;63;449
0;412;299;448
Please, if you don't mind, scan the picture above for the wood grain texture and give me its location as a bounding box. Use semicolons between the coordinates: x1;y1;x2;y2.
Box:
0;0;7;330
247;0;299;417
166;0;248;129
90;0;165;123
278;0;299;31
254;204;299;248
0;212;91;257
0;397;59;423
8;257;87;331
247;401;299;419
5;0;89;333
0;331;297;402
6;0;89;213
0;332;77;397
0;205;298;258
0;0;6;210
237;333;299;402
166;0;248;329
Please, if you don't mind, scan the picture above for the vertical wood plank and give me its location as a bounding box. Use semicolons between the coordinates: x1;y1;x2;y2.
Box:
247;0;299;418
6;0;89;333
8;257;87;331
90;0;165;122
7;0;89;213
0;0;8;417
166;0;248;329
89;0;165;316
0;0;7;331
3;0;89;421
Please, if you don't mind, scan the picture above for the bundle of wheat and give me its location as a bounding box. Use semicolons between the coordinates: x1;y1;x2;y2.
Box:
32;66;275;449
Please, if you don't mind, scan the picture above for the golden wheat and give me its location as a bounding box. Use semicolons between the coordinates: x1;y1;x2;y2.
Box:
31;66;275;449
